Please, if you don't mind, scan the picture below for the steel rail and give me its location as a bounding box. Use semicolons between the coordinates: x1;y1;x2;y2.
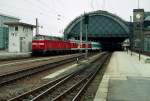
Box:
8;62;90;101
52;54;109;101
72;54;110;101
8;73;73;101
30;53;108;101
0;54;84;86
8;52;99;101
7;52;106;101
51;67;97;101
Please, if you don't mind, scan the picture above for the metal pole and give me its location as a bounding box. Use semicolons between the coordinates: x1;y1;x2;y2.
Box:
138;0;140;9
130;16;133;56
139;19;143;61
80;15;83;53
139;48;141;61
36;18;39;35
85;24;88;59
141;19;144;53
102;0;106;10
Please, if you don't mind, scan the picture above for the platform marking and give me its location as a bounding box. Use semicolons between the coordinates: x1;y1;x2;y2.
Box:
43;64;78;79
94;75;109;101
94;73;128;101
43;59;89;79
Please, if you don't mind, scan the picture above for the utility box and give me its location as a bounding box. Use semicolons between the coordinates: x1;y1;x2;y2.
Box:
5;22;35;53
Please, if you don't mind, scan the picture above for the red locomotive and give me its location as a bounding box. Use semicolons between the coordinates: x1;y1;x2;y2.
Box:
32;35;92;55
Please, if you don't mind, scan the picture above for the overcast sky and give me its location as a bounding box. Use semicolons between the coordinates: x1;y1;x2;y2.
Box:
0;0;150;37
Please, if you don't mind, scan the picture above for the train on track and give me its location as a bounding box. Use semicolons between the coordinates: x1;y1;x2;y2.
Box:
32;35;101;55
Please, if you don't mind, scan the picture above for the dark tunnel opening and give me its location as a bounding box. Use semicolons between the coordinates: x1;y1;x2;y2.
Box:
73;36;128;52
97;37;127;51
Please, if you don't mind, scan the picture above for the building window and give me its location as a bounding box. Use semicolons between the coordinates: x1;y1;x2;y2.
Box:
15;26;18;31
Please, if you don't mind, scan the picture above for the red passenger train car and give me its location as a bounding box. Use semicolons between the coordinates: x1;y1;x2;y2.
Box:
32;35;92;55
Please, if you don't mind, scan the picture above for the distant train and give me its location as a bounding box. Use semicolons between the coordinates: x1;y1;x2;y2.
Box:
32;35;101;55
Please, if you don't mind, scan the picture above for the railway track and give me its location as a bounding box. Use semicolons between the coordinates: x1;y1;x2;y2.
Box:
8;53;109;101
0;54;85;86
0;54;81;67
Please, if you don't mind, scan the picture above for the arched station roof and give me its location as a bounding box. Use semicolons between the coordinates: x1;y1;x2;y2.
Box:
64;10;130;39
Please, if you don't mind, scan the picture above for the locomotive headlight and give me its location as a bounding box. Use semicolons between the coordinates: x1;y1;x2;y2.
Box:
32;43;38;45
39;43;44;45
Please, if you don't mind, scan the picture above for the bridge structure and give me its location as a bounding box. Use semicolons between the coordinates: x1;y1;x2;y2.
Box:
64;10;131;51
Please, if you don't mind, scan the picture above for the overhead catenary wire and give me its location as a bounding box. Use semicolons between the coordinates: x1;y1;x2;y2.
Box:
24;0;57;17
1;0;69;25
0;0;64;35
90;0;106;11
102;0;106;10
33;0;70;20
0;0;56;20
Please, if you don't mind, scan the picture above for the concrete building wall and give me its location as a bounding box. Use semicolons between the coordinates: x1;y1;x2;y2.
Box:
19;26;33;52
8;26;20;52
8;25;33;53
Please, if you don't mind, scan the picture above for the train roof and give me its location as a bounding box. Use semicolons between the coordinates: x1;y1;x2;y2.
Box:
33;34;63;40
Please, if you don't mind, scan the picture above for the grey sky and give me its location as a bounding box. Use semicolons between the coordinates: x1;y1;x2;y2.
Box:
0;0;150;37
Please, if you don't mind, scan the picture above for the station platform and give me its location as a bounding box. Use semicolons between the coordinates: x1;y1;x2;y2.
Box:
129;51;150;63
94;51;150;101
0;51;31;60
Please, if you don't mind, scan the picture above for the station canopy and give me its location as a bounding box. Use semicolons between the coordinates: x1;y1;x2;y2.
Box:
64;10;130;40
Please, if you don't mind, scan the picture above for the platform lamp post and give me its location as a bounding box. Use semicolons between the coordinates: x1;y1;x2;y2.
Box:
138;0;140;9
138;39;141;61
36;18;39;35
139;19;144;61
136;14;143;61
84;13;89;59
130;16;133;56
80;14;83;54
